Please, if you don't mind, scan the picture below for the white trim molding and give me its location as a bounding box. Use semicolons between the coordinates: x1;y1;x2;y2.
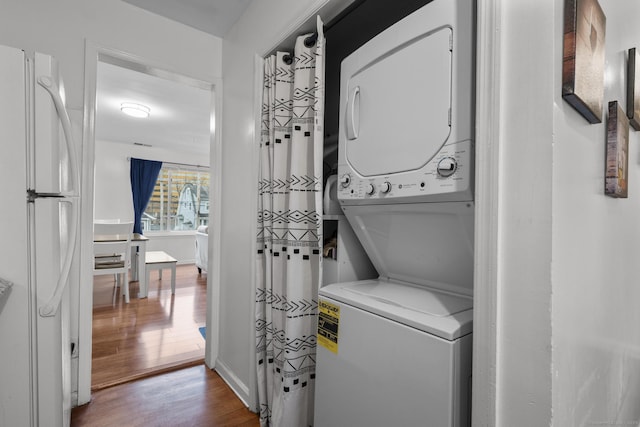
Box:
245;53;265;413
215;358;251;408
206;75;224;372
472;0;501;425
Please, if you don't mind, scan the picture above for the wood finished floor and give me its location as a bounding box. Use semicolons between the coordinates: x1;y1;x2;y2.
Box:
72;264;259;426
71;364;259;427
90;264;207;389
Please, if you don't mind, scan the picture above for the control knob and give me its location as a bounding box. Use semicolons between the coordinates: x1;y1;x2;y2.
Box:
437;157;457;178
340;174;351;188
380;181;392;193
365;183;375;195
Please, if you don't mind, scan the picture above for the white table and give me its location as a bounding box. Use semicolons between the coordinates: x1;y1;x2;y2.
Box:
143;251;177;297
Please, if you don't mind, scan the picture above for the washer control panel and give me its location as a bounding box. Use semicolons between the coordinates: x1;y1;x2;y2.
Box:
338;140;473;205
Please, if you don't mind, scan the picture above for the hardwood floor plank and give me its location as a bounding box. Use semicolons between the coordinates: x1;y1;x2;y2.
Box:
72;365;259;427
73;265;258;425
90;357;205;391
90;265;207;390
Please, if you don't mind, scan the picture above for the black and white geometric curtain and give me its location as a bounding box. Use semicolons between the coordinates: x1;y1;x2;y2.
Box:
255;17;325;427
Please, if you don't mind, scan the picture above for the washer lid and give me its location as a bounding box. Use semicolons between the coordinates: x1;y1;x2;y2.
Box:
319;279;473;340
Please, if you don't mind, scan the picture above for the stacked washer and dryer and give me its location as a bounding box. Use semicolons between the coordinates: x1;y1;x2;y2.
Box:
314;0;475;426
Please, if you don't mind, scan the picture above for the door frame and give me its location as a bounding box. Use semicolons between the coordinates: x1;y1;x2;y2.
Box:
471;0;501;424
77;41;223;404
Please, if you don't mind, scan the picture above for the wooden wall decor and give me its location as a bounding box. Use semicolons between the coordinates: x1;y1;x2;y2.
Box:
627;48;640;131
605;101;629;198
562;0;606;124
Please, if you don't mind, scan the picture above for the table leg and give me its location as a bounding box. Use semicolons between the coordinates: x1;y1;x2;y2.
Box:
130;247;139;281
138;241;147;298
170;264;176;294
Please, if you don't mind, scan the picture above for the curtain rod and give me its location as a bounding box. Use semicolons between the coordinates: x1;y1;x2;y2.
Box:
127;157;209;170
282;32;320;64
276;3;366;64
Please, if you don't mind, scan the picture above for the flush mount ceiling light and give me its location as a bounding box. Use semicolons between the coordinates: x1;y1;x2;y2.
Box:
120;102;150;118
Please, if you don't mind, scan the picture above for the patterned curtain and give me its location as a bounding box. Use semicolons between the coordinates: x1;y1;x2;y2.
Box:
255;17;325;427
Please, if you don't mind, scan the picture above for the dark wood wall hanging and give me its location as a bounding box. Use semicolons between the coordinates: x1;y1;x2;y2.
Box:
627;47;640;130
605;101;629;198
562;0;607;124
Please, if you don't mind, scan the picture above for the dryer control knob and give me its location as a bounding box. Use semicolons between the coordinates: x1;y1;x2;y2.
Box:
340;174;351;188
380;181;392;193
365;183;376;195
437;157;457;177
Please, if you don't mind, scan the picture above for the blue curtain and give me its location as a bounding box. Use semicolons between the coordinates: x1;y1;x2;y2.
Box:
130;158;162;234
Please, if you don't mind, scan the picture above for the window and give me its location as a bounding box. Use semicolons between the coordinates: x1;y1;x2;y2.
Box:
142;165;209;232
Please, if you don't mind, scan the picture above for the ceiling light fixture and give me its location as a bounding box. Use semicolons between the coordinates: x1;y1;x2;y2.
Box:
120;102;150;118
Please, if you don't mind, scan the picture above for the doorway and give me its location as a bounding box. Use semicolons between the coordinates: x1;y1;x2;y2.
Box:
77;45;222;404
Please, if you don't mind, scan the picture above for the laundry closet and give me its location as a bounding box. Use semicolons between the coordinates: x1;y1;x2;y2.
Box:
316;0;475;426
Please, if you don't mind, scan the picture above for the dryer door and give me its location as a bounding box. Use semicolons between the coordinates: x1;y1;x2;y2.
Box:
342;26;452;177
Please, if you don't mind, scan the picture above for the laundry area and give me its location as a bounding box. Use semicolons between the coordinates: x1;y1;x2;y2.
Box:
315;0;475;425
6;0;640;425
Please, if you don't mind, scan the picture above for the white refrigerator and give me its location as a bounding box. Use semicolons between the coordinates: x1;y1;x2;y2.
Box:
0;45;79;427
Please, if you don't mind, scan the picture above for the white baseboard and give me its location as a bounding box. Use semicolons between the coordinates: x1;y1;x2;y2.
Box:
214;358;251;409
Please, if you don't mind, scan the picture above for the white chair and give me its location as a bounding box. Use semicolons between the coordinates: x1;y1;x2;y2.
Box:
93;221;134;303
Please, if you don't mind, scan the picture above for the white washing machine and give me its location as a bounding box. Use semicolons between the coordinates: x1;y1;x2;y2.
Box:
314;0;475;426
316;279;473;427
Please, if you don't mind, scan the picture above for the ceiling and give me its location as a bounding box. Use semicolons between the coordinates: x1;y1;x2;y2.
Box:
95;0;253;154
95;61;212;154
122;0;252;37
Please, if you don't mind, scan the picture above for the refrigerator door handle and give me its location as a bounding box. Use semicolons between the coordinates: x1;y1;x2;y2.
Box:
37;75;79;197
39;197;78;317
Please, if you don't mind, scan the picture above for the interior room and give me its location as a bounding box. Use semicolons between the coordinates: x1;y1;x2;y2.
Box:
1;0;640;426
90;60;212;389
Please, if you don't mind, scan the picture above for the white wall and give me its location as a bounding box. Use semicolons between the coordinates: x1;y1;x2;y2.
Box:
218;0;354;406
94;139;209;263
0;0;221;110
0;0;221;407
492;1;640;426
552;1;640;425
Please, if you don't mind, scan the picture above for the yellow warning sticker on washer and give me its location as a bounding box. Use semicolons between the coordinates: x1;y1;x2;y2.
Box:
318;299;340;354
